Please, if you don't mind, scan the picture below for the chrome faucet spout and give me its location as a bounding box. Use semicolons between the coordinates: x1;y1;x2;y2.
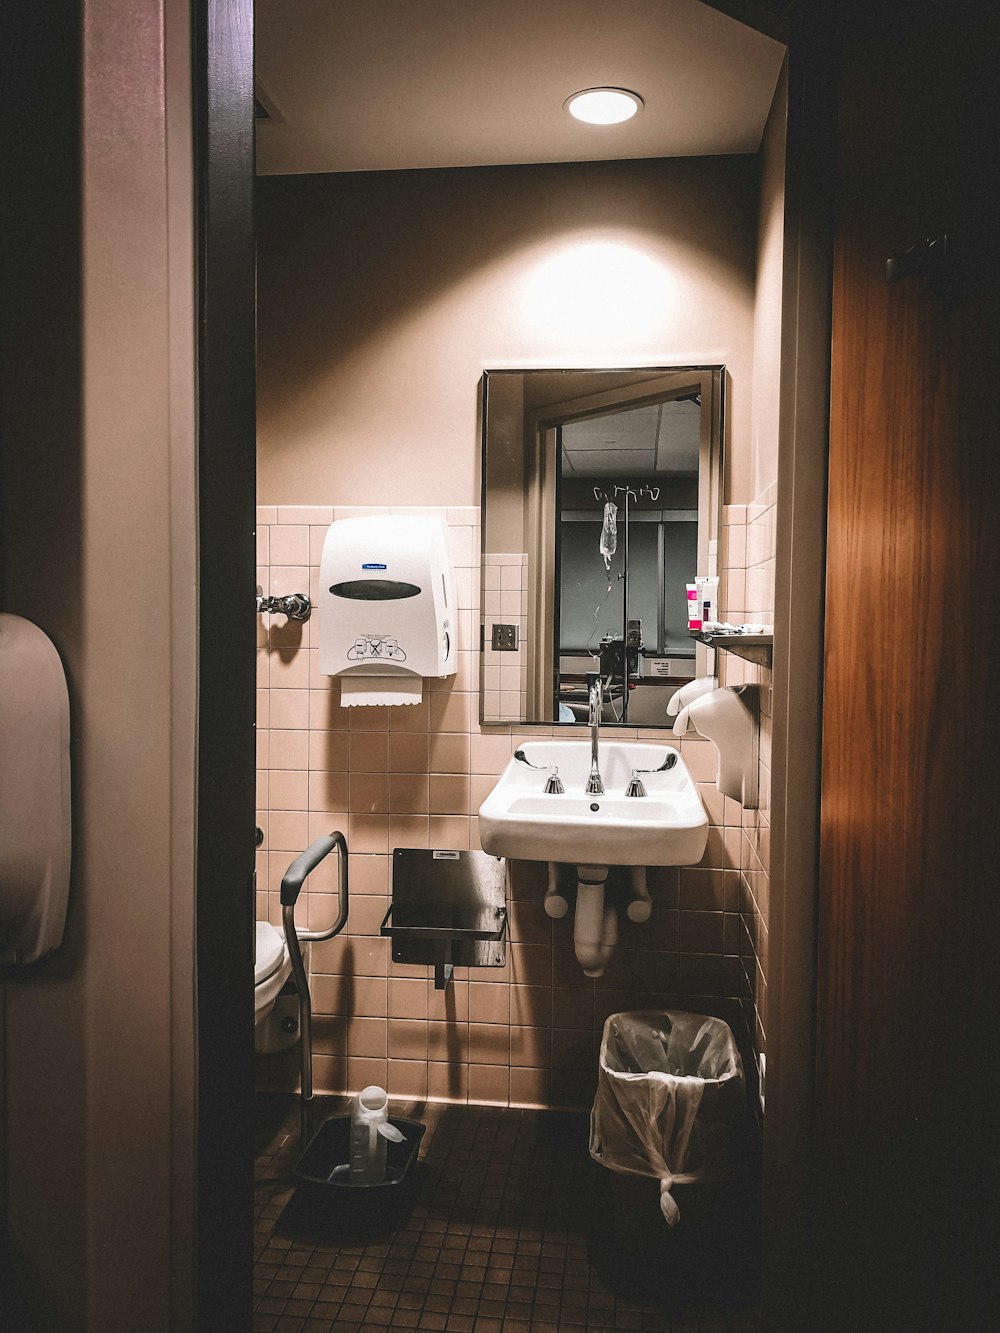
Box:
586;674;605;795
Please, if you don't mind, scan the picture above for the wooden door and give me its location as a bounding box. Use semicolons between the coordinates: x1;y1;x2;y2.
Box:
816;2;999;1327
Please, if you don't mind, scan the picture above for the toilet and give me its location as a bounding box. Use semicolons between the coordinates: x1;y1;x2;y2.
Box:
254;920;301;1053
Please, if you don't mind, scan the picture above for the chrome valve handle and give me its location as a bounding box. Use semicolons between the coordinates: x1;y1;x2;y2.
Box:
256;585;312;622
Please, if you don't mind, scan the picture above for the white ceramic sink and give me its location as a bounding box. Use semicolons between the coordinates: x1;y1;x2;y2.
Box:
478;740;708;866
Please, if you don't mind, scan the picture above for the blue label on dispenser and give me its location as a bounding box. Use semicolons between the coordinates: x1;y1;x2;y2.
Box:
361;562;387;570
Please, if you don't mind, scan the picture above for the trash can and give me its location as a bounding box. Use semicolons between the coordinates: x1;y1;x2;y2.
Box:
590;1010;745;1229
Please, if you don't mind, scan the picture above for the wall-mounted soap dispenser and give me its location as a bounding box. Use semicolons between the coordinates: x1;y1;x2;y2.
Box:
665;675;717;719
674;684;759;808
0;614;72;967
319;515;456;706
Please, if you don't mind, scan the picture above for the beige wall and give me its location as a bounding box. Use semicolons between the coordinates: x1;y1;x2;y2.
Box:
750;59;788;502
0;1;197;1327
254;153;774;1106
256;157;758;507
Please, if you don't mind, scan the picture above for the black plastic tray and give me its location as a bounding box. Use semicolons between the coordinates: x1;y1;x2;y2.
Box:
294;1114;425;1190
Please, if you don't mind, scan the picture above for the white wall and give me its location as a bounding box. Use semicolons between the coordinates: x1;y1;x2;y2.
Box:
256;156;758;506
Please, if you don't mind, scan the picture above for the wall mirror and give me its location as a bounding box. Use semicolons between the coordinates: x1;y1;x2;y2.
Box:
480;367;724;727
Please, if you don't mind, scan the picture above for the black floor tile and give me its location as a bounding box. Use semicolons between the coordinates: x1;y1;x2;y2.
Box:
254;1094;759;1331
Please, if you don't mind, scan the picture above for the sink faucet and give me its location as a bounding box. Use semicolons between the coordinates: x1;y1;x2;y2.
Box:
585;673;605;795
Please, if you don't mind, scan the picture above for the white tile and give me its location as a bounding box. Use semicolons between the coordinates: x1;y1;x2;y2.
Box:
447;506;480;525
746;521;771;568
456;609;477;652
270;688;310;730
499;693;521;720
309;525;330;565
333;505;390;520
278;505;333;525
269;525;309;566
746;564;772;615
724;569;746;620
269;565;309;597
725;525;747;570
389;505;447;520
269;647;310;689
447;526;475;567
452;567;472;607
499;664;521;692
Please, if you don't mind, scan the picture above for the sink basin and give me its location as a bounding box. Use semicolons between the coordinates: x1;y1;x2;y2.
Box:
478;741;708;866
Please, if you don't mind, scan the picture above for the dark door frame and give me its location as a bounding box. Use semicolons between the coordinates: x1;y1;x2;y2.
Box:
194;1;257;1326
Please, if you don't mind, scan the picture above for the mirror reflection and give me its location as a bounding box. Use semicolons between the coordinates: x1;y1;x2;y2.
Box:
480;368;723;727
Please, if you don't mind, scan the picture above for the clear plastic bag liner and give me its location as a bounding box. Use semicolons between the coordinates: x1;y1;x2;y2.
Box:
590;1011;744;1223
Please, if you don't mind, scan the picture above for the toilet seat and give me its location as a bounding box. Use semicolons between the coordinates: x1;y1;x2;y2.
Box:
255;920;286;987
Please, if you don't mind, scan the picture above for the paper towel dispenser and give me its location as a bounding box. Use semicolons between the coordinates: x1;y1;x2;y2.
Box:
0;614;72;967
319;515;457;704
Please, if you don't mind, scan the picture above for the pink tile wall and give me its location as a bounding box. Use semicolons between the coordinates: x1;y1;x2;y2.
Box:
719;484;777;1076
481;552;528;722
256;504;760;1109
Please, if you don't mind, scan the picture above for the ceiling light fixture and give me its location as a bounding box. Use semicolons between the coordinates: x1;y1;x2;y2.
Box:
564;87;644;126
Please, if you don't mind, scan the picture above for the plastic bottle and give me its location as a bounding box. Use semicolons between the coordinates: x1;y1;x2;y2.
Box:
348;1085;405;1184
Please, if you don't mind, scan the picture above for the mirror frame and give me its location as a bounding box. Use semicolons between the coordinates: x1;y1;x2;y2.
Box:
479;366;725;728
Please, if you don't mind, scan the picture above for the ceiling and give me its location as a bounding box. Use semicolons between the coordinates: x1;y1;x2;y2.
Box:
561;399;701;478
255;0;786;177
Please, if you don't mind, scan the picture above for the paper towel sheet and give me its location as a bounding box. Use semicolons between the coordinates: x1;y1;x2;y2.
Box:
340;677;423;708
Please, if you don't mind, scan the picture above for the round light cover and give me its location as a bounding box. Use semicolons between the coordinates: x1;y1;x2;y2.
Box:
564;87;644;126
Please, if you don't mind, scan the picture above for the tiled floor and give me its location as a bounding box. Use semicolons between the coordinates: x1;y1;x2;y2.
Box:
254;1096;759;1332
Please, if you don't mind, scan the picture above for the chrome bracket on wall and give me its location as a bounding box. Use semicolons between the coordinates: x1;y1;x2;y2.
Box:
255;584;312;621
381;849;507;988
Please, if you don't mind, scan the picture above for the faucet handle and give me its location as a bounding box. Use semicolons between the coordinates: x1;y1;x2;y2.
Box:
514;750;565;793
626;751;677;796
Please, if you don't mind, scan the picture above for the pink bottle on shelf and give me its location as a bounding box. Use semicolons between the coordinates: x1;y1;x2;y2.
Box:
686;583;702;631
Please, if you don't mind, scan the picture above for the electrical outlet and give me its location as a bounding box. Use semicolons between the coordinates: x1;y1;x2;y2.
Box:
491;623;519;652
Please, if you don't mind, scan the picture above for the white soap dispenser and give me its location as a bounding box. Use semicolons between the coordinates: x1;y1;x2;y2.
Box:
666;675;717;721
675;684;759;808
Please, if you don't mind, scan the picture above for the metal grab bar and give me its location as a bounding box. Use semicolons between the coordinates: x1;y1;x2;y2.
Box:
280;831;349;1141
